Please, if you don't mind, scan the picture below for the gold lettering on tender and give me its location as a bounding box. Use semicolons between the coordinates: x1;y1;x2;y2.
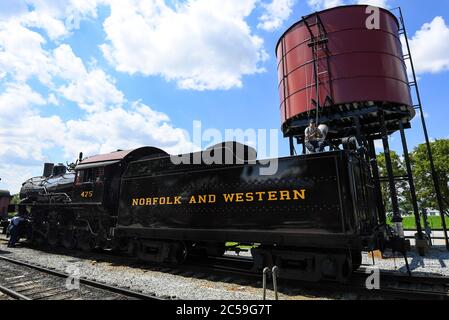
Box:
293;189;306;200
235;193;244;202
208;195;216;203
246;193;254;202
279;190;291;201
189;196;197;204
139;198;145;206
268;191;278;201
159;197;166;205
198;195;207;204
132;199;139;206
255;192;266;201
174;197;182;205
146;198;152;205
223;194;235;202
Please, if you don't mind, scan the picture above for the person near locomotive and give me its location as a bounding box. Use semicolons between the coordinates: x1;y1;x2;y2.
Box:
304;119;325;153
7;213;25;248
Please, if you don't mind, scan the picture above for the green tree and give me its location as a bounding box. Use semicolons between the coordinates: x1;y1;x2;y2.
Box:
411;139;449;210
376;151;410;216
10;194;20;205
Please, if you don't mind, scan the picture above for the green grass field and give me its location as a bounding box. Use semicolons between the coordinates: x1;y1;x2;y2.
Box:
399;216;449;230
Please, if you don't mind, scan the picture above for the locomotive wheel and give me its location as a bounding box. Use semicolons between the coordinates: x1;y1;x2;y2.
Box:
62;229;77;250
47;227;60;247
77;231;95;252
30;231;45;247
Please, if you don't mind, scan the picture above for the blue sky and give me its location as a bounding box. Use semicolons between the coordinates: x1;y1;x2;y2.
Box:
1;0;449;193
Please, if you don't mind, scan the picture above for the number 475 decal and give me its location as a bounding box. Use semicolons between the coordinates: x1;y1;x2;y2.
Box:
81;191;93;198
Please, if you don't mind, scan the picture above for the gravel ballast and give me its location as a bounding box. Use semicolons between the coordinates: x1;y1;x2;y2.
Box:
362;246;449;277
2;235;449;300
0;236;317;300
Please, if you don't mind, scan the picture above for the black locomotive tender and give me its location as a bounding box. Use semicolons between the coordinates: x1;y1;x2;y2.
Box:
18;141;399;283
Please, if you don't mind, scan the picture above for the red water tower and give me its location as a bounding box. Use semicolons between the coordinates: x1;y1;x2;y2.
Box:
276;5;415;140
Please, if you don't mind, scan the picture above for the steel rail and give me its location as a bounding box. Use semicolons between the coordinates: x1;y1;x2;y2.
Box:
0;255;167;300
2;238;449;300
0;284;32;300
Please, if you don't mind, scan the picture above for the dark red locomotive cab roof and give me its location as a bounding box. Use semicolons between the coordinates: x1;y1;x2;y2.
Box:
76;147;168;170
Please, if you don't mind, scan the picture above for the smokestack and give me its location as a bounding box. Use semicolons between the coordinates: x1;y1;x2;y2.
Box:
43;163;54;178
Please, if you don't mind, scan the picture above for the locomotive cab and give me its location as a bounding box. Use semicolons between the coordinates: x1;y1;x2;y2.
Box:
73;165;106;204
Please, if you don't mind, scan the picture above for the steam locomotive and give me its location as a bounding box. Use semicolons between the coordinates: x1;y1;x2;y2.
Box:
18;142;400;283
15;4;414;283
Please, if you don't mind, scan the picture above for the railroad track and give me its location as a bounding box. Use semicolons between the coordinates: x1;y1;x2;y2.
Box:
143;256;449;300
352;268;449;300
2;236;449;300
0;255;170;300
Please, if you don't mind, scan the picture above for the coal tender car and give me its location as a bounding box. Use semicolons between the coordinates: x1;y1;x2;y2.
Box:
19;144;385;283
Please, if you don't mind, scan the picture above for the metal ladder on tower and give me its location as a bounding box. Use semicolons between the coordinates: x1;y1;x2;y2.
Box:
302;12;332;124
394;7;449;250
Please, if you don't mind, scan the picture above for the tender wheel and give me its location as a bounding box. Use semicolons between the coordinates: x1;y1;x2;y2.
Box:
174;242;188;264
351;251;362;270
127;240;141;258
340;256;353;283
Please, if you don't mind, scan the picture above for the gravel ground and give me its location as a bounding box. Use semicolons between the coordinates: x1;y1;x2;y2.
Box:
3;234;448;300
362;246;449;277
0;236;321;300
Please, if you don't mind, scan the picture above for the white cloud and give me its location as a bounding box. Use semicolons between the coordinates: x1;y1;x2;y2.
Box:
307;0;344;10
356;0;389;8
405;17;449;75
64;102;197;158
307;0;389;10
1;0;107;40
100;0;268;91
0;83;65;165
0;82;197;193
0;15;198;194
258;0;295;31
0;164;41;197
0;20;53;85
54;45;125;113
59;68;124;113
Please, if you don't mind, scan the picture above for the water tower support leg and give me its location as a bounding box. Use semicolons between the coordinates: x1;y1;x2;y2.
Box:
379;113;403;233
368;139;387;225
399;123;424;238
289;137;295;156
399;122;427;256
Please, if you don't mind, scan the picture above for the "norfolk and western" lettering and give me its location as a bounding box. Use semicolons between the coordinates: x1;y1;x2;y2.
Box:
131;189;306;207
